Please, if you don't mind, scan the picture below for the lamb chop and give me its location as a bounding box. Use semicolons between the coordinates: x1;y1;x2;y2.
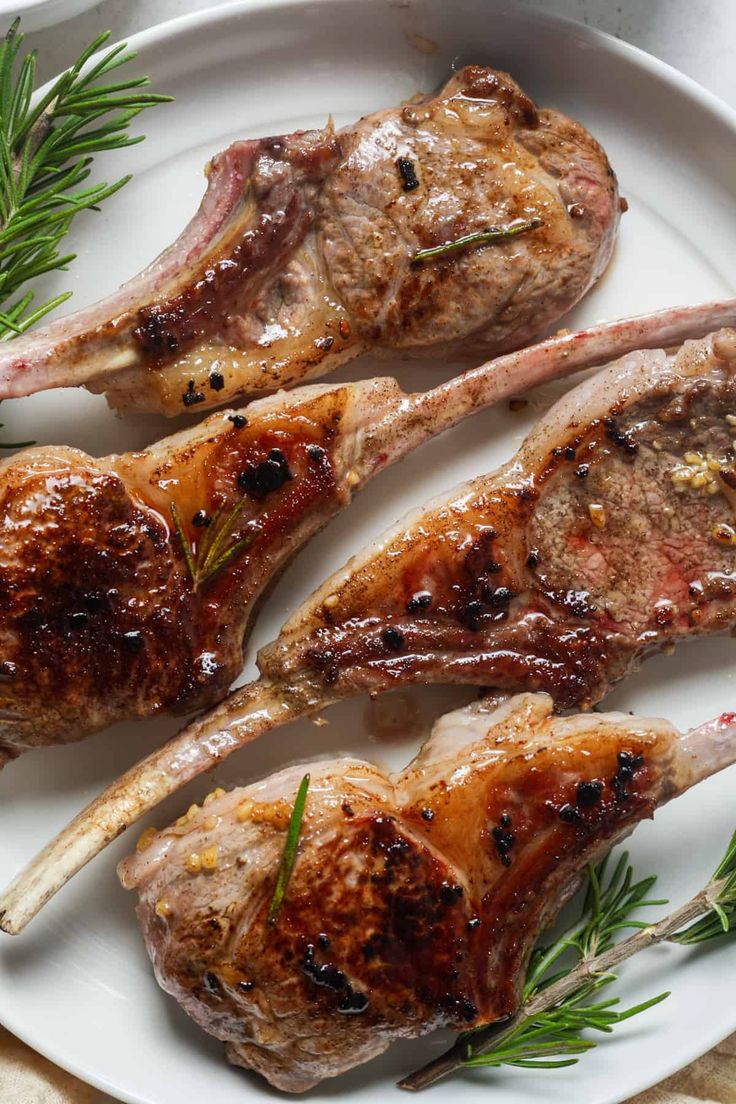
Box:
0;65;622;415
5;321;736;935
0;298;732;762
118;692;736;1092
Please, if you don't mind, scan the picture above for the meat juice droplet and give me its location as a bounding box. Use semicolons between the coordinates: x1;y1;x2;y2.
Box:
363;691;423;744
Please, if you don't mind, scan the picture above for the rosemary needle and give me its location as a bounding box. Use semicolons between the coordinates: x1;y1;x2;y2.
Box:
268;774;310;925
170;499;256;589
412;217;543;264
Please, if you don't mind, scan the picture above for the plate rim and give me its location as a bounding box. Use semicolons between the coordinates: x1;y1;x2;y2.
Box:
2;1;736;1101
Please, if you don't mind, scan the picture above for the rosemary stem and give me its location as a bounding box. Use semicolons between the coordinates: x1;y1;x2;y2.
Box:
398;878;725;1092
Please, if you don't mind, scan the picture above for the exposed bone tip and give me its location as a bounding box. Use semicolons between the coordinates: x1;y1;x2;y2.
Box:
0;907;21;936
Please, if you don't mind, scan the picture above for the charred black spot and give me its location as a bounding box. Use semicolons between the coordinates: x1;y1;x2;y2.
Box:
421;807;435;821
315;335;334;351
303;943;368;1014
486;586;516;609
238;980;255;993
228;414;247;428
396;156;420;191
462;600;484;631
487;560;502;574
610;751;645;801
383;627;405;651
492;822;516;866
575;464;590;479
527;549;540;568
467;917;481;931
341;802;355;818
576;779;604;807
302;944;347;992
307;444;327;462
0;660;16;680
182;380;205;407
564;446;576;461
439;882;464;905
122;630;145;652
604;417;638;456
209;371;225;391
238;449;293;498
559;803;582;824
338;990;369;1014
407;590;432;613
318;932;331;949
192;510;211;528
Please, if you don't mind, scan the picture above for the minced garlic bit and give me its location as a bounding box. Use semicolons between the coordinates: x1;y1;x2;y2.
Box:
726;414;736;427
323;593;339;610
203;815;218;831
176;803;201;830
155;898;173;918
236;799;254;823
185;851;202;874
200;846;219;871
203;786;226;807
712;522;736;546
136;826;159;853
588;503;606;529
671;450;727;495
345;470;360;487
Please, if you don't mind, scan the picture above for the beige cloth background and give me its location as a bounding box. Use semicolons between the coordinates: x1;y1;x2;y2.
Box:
1;1025;735;1104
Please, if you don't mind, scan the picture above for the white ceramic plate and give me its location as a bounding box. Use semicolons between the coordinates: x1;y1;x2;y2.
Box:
1;1;736;1101
0;0;99;33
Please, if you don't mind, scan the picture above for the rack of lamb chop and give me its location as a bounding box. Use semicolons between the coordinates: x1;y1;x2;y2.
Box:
0;66;622;415
0;298;733;764
119;692;736;1092
4;322;736;934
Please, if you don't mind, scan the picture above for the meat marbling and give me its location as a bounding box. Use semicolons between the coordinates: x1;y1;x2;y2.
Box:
0;66;621;415
119;693;736;1091
5;325;736;934
0;299;732;763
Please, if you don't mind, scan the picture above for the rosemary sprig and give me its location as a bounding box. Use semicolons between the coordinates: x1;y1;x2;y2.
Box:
412;217;542;265
268;773;310;925
0;18;171;340
671;828;736;945
169;498;256;590
400;832;736;1091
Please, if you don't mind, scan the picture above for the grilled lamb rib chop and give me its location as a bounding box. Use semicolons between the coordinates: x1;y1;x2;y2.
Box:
119;693;736;1092
0;66;622;415
5;322;736;934
0;299;733;763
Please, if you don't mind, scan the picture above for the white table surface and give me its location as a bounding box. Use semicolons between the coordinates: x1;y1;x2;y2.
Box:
17;0;736;111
